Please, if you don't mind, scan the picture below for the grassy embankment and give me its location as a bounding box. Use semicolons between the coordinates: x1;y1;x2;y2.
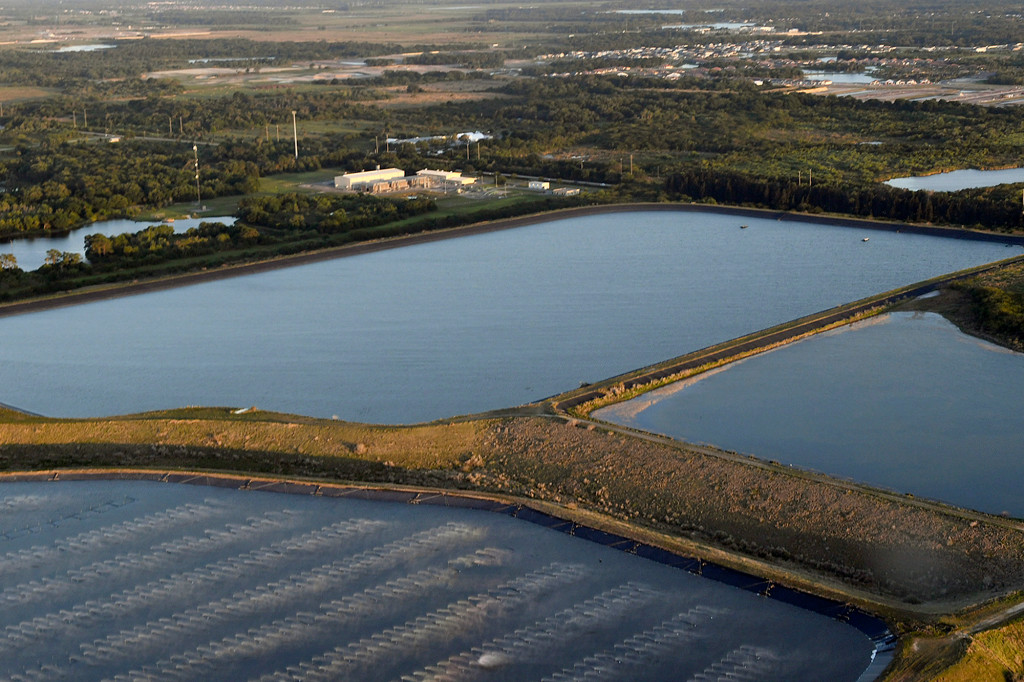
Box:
4;404;1024;620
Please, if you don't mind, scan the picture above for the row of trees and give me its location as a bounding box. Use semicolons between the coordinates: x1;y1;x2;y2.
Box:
236;192;437;233
665;168;1024;231
84;222;260;266
79;194;435;269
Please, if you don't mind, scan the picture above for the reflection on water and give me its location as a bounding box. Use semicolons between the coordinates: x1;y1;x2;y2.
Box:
596;312;1024;517
0;210;1013;422
0;479;877;681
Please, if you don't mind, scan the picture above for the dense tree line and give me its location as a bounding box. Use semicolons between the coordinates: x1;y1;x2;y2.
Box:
0;140;259;237
665;167;1024;231
953;280;1024;348
236;192;436;233
85;222;260;265
485;77;1024;180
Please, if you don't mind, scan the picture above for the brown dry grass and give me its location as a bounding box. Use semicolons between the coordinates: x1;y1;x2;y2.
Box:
357;85;509;110
3;407;1024;615
0;86;54;103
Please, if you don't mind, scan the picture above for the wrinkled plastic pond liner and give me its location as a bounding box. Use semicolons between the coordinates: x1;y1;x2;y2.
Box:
9;470;896;657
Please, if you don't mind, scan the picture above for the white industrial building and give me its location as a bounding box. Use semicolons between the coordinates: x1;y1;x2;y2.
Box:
335;167;406;190
416;169;476;186
528;180;550;191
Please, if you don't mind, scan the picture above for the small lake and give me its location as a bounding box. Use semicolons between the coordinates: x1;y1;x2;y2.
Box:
612;9;690;14
803;70;878;84
595;312;1024;517
0;479;879;680
0;210;1014;422
0;216;235;270
886;167;1024;191
663;22;755;30
53;44;116;53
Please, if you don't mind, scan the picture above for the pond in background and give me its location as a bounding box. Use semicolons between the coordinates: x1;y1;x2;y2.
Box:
0;216;235;269
595;312;1024;517
663;22;755;30
886;167;1024;191
0;479;880;681
0;210;1013;422
802;70;878;84
53;44;116;53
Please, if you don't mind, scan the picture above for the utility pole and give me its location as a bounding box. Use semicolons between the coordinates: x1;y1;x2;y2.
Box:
193;144;201;205
276;124;280;142
72;110;76;128
169;116;173;136
291;110;298;160
179;116;183;136
629;153;633;175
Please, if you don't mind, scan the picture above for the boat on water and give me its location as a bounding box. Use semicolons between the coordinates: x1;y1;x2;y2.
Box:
862;237;870;242
740;224;748;229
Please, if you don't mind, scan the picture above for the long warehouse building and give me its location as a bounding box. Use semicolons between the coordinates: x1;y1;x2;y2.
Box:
335;167;405;190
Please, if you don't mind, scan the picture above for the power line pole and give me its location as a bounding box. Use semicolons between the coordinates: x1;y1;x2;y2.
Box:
291;110;298;160
193;144;201;205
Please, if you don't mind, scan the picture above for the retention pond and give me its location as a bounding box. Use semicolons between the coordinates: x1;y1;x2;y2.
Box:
0;209;1014;422
595;312;1024;517
0;477;886;681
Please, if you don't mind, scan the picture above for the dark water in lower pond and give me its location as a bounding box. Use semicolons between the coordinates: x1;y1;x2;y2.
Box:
0;479;880;681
